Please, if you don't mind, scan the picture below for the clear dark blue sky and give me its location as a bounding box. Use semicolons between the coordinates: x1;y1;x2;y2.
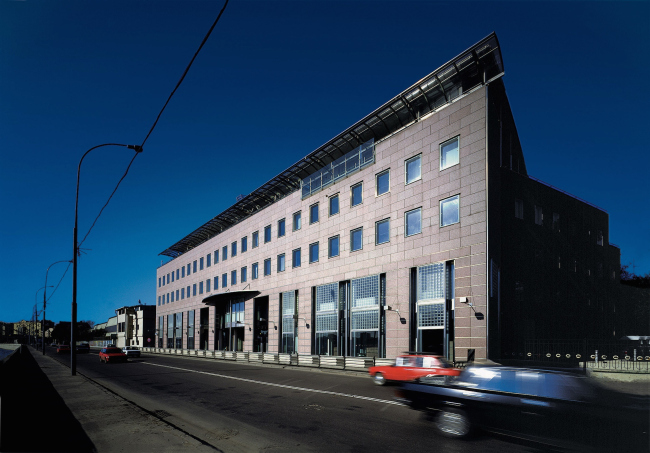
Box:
1;1;648;324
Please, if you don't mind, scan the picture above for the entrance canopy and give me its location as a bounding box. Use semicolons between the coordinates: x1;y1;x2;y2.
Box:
202;290;260;306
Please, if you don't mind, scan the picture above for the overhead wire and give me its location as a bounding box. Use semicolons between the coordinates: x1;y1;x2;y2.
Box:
46;261;73;303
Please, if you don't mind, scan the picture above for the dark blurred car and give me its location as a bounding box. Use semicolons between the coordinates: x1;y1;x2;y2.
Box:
56;344;70;354
396;365;649;451
99;347;127;363
76;342;90;353
368;353;461;385
122;346;141;358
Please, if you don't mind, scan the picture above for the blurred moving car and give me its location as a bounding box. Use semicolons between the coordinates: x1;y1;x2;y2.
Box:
122;346;141;358
76;342;90;353
56;344;70;354
396;365;650;451
368;353;461;385
99;347;127;363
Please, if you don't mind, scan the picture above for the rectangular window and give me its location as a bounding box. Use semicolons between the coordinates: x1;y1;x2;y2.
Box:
214;276;219;290
292;248;301;268
597;231;603;246
158;296;160;306
171;291;174;302
329;195;339;216
231;270;237;286
535;205;543;225
241;236;247;253
376;169;390;196
231;241;237;257
278;218;286;237
405;155;421;184
187;263;191;275
310;203;319;224
309;242;319;263
182;266;185;278
351;182;363;206
222;245;228;260
328;235;339;258
222;273;227;288
277;254;286;272
199;281;203;295
376;219;390;244
176;269;179;280
171;272;174;283
181;287;185;299
206;278;210;293
176;289;179;300
553;212;560;231
158;277;161;287
214;250;219;264
406;207;422;236
293;211;301;231
206;254;211;267
186;285;190;298
192;284;197;296
264;225;272;243
351;227;363;251
199;257;204;271
252;231;259;248
515;199;524;219
252;262;259;279
264;258;271;276
193;261;197;273
440;195;460;227
440;136;459;170
166;293;169;304
241;266;247;283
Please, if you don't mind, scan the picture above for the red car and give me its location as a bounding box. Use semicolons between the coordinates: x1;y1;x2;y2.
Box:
368;353;461;385
56;344;70;354
99;347;127;363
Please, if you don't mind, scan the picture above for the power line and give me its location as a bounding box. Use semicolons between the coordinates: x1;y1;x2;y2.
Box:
47;261;72;303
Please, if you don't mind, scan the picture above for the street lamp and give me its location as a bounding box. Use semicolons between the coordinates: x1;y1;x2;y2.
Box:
44;260;72;355
72;143;143;375
35;286;51;347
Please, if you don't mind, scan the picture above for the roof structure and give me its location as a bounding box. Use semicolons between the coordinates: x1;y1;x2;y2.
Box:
160;33;504;259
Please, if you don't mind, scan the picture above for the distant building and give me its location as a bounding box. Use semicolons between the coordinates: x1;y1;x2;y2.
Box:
115;304;156;348
155;33;621;362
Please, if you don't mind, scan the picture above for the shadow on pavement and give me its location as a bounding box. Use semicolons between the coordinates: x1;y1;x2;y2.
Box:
0;346;96;452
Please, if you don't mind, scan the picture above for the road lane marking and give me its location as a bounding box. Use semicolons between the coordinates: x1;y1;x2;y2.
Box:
143;362;403;406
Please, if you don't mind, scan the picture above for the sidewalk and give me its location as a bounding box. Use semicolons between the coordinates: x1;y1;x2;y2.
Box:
1;347;217;453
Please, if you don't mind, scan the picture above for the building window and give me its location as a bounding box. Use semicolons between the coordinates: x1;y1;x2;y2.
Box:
171;291;174;302
231;270;237;286
329;195;339;216
176;269;179;280
328;235;339;257
252;231;259;248
264;259;271;276
182;266;186;277
241;236;247;253
241;266;247;283
405;207;422;236
214;276;218;290
310;203;319;224
166;293;169;304
214;250;219;264
440;136;459;170
176;289;179;300
193;260;197;273
187;263;191;275
351;227;363;252
222;245;228;260
231;241;237;257
222;273;227;288
405;155;421;185
293;211;301;231
351;182;363;206
264;225;272;243
292;248;301;268
515;199;524;219
158;296;160;306
277;254;286;272
252;262;259;279
376;219;390;244
199;257;204;271
199;281;203;295
192;284;197;296
171;272;174;282
181;287;185;299
207;253;211;267
376;169;389;196
277;218;286;237
553;212;560;231
597;231;603;246
440;195;460;227
309;242;319;263
158;277;161;288
206;279;210;293
535;205;543;225
186;285;190;298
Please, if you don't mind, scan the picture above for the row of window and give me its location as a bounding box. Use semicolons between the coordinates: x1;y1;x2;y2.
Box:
158;136;461;289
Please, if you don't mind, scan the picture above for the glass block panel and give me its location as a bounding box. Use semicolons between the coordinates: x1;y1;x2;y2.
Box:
351;275;379;308
316;283;338;312
417;263;445;300
316;313;338;332
282;290;295;316
351;309;379;330
418;302;445;327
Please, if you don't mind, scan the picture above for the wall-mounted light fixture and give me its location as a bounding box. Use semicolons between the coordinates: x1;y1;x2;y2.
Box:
384;305;407;324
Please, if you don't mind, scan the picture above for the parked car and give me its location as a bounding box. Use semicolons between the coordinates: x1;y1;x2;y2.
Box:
368;353;461;385
56;344;70;354
99;347;127;363
122;346;141;358
76;342;90;353
396;365;649;451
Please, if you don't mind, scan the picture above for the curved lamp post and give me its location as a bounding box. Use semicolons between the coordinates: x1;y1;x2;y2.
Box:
43;260;72;355
72;143;143;375
35;286;51;346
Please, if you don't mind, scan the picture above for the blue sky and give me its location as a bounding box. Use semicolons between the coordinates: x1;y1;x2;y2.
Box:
1;0;648;325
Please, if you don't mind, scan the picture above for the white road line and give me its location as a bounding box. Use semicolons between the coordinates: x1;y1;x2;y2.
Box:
143;362;403;406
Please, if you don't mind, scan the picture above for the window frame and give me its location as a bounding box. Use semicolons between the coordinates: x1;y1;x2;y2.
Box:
376;218;390;245
351;182;363;207
405;154;422;185
329;194;339;216
241;236;248;253
241;266;247;283
292;248;301;268
252;231;259;248
405;207;422;237
310;203;319;224
264;258;272;276
278;218;286;237
264;225;272;243
309;242;319;263
222;245;228;261
231;270;237;286
440;194;460;227
328;235;339;258
231;241;237;257
376;169;390;196
293;211;301;231
350;227;363;252
252;262;259;279
277;253;286;272
440;136;460;171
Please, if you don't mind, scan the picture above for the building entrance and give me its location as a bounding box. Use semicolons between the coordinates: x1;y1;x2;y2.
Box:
199;307;209;350
214;298;245;351
253;296;269;352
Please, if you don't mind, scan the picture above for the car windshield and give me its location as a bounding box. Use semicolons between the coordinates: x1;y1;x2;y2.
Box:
106;348;122;353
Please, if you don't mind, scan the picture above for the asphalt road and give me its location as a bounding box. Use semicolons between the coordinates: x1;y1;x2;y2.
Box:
43;348;547;452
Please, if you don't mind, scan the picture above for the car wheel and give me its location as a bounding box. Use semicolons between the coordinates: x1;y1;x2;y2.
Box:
373;373;387;386
435;408;471;438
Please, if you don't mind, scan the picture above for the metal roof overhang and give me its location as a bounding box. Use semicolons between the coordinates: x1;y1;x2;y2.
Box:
202;290;261;305
160;33;504;259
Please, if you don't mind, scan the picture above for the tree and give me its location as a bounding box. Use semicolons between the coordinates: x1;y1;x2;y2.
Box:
620;264;650;288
